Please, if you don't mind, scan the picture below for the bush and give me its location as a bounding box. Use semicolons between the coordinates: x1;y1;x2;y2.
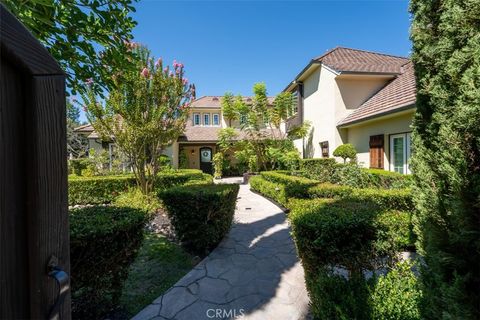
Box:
69;175;136;205
250;175;288;205
307;183;354;199
113;188;162;215
260;171;318;199
364;169;412;189
68;169;208;205
159;184;239;255
372;261;422;320
70;206;149;318
349;188;414;211
300;158;337;182
69;158;89;176
289;198;413;319
331;162;370;188
333;143;357;163
213;152;224;179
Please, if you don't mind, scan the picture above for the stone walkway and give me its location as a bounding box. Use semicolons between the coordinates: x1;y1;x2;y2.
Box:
132;183;309;320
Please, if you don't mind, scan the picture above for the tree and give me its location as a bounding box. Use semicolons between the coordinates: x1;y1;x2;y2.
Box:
410;0;480;318
66;100;88;158
333;144;357;163
84;45;195;194
221;92;237;127
3;0;138;96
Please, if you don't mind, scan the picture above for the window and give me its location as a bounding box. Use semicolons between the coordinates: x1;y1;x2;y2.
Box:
193;113;201;126
319;141;329;158
291;90;299;116
213;113;220;126
203;113;210;126
389;133;411;174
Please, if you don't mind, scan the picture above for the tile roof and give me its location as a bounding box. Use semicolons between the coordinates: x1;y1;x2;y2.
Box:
191;96;275;108
338;61;416;126
179;123;282;142
315;47;410;74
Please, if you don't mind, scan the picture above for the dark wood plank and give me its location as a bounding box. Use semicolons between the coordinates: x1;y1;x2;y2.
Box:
0;4;63;76
25;75;70;319
0;54;30;320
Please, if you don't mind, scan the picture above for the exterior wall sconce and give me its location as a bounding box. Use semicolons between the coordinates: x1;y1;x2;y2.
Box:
191;149;195;155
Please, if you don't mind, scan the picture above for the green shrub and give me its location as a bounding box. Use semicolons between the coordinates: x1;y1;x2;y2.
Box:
331;163;371;188
350;188;414;211
300;158;337;182
333;143;357;163
114;188;162;215
69;158;89;176
289;198;413;319
70;206;149;319
307;183;354;199
250;175;287;205
364;169;412;189
213;152;224;179
260;171;318;199
69;175;136;205
372;261;422;320
68;169;208;205
159;184;239;255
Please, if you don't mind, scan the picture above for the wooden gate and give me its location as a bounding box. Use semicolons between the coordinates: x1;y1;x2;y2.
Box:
0;4;70;319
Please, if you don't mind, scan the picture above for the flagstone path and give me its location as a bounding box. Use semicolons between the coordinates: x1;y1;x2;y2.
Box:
132;182;309;320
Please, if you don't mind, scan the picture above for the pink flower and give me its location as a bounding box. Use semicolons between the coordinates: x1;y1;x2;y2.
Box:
85;78;94;86
169;71;174;77
155;58;162;67
82;105;87;112
182;78;188;85
141;67;149;78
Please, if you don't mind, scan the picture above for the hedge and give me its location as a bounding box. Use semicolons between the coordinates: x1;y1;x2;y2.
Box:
159;184;239;255
70;206;149;318
259;171;318;199
289;198;413;319
250;175;288;205
307;184;414;211
300;158;411;189
68;169;211;205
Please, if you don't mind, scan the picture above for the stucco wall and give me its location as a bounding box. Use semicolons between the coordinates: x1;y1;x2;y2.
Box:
346;111;414;169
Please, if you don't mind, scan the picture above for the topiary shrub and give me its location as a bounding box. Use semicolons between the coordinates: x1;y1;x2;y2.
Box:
212;152;224;179
372;261;422;320
113;188;162;215
364;169;413;189
333;143;357;163
289;198;413;319
70;206;149;319
159;184;239;255
69;175;136;205
259;171;318;199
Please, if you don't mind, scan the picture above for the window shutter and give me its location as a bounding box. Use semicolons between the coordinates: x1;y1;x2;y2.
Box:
369;135;384;169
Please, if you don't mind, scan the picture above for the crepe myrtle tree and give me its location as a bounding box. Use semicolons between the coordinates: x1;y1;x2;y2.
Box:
83;45;195;194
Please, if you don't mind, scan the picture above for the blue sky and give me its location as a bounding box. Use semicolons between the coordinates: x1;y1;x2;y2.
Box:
132;0;411;97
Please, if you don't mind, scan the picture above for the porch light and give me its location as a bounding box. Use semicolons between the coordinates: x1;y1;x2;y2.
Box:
191;149;195;155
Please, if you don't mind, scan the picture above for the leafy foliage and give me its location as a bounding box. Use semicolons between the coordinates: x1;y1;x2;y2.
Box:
372;261;422;320
113;188;162;216
410;0;480;317
212;152;224;179
3;0;138;96
159;184;239;255
333;143;357;163
70;206;149;318
221;92;238;127
84;45;195;194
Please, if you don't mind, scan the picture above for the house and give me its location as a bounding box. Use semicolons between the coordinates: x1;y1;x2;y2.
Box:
74;95;275;173
284;47;416;174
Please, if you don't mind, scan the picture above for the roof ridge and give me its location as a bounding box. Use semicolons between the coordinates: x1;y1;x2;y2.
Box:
312;46;341;61
335;46;410;60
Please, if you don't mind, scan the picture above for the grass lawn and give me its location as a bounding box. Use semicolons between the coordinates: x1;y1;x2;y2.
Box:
120;231;196;317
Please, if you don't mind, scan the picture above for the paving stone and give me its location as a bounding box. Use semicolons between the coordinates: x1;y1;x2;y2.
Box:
158;287;197;319
132;184;309;320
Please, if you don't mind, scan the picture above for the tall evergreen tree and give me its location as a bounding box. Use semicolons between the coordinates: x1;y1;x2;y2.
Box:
410;0;480;318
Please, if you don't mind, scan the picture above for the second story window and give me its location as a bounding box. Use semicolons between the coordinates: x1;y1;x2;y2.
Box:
204;113;210;126
193;113;201;126
290;91;299;117
213;113;220;126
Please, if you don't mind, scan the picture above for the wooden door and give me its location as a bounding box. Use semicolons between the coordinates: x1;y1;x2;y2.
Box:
1;5;70;319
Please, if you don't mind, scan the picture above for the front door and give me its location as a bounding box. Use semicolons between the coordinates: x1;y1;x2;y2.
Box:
199;147;213;174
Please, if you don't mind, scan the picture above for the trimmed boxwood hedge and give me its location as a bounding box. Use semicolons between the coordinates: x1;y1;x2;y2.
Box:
70;206;150;319
289;198;414;319
250;175;287;205
259;171;318;199
68;169;212;205
159;184;239;255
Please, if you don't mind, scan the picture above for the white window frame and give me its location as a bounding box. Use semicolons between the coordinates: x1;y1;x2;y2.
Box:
203;113;210;126
212;113;220;126
193;113;201;126
389;132;412;174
